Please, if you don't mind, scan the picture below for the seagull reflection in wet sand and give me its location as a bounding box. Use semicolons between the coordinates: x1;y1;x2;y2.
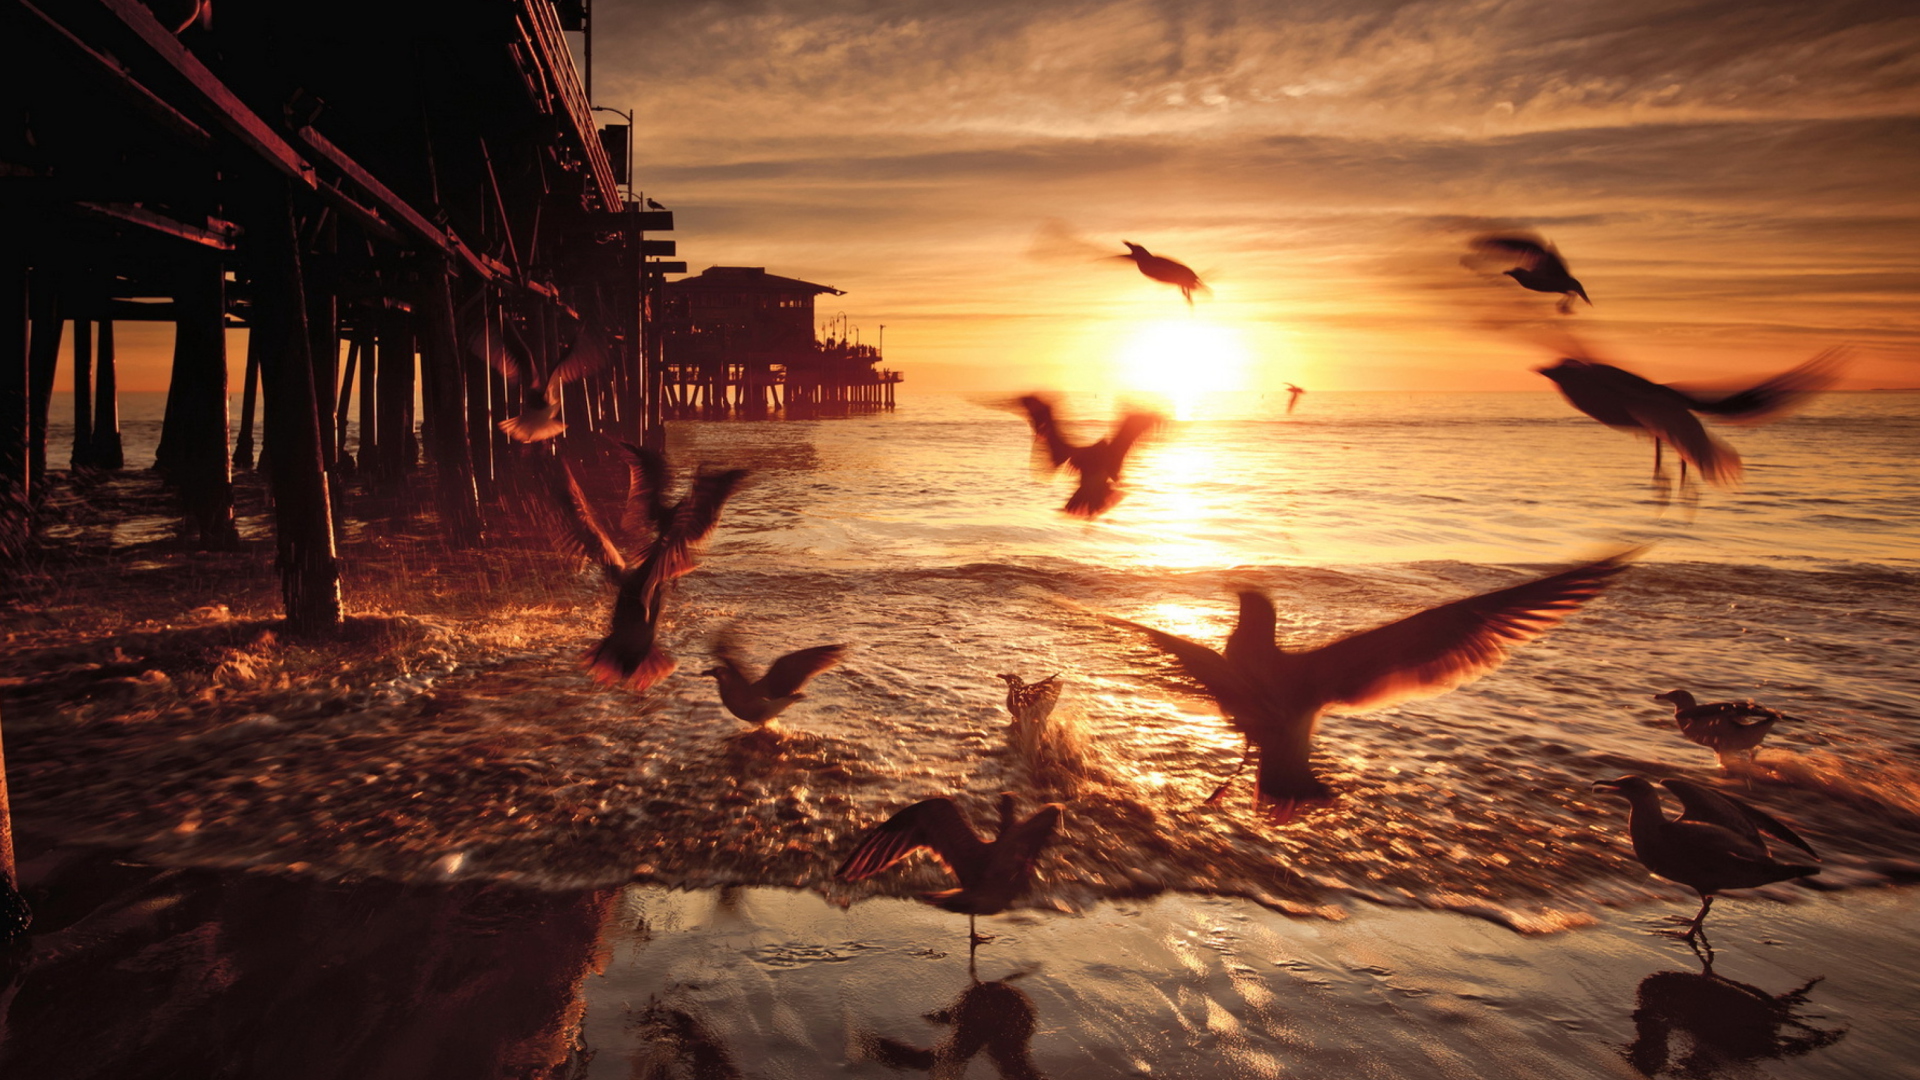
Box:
1626;952;1845;1077
1116;241;1208;306
1106;550;1634;818
1594;776;1820;941
836;794;1063;948
854;964;1046;1080
700;634;845;729
1010;394;1165;519
1467;233;1591;314
1654;689;1791;770
1536;350;1843;498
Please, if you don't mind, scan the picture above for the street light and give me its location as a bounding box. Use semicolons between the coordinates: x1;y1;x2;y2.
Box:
591;105;635;205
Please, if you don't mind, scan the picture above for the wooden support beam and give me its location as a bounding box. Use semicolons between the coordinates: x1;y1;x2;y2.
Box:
158;257;238;548
374;308;415;478
71;317;94;467
25;275;61;490
417;260;482;546
91;317;122;469
356;326;377;473
233;330;260;470
0;252;27;551
73;201;239;250
14;0;213;151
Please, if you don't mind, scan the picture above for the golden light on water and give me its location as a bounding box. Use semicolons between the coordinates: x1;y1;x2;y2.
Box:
1112;319;1251;418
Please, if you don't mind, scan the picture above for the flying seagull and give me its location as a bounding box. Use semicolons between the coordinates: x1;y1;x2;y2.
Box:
701;636;846;727
836;794;1063;947
1594;775;1818;940
1537;350;1843;491
1012;394;1164;518
1117;241;1208;306
1106;551;1635;814
616;442;750;592
1469;234;1590;313
1654;690;1791;769
1284;383;1306;415
468;318;608;442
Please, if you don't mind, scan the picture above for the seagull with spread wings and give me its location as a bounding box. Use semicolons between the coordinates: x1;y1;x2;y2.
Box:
1013;395;1164;519
1469;233;1591;313
836;794;1064;946
1594;775;1819;940
701;635;846;728
1106;551;1635;814
467;317;607;443
1538;350;1843;492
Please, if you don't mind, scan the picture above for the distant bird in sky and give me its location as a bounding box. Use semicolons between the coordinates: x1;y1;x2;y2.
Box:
468;319;607;442
836;793;1064;946
1469;234;1590;313
645;197;667;211
1284;383;1306;414
1012;394;1164;518
701;636;846;727
1655;690;1790;769
1594;775;1819;940
1117;242;1208;306
577;459;748;691
1106;551;1634;815
1537;350;1844;492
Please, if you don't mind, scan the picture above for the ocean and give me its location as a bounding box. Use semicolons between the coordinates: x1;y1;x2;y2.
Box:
19;386;1920;1077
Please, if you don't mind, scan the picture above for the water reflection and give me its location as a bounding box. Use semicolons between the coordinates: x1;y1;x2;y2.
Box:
852;961;1047;1080
1624;954;1846;1077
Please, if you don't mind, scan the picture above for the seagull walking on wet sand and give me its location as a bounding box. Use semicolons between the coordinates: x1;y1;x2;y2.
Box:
1468;234;1590;313
1012;395;1164;519
468;318;607;443
701;636;846;728
1655;690;1791;769
836;794;1064;947
1537;350;1843;493
1104;551;1635;815
1117;242;1208;306
1594;775;1819;940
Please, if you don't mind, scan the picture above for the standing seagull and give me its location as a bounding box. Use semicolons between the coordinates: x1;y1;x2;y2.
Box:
701;636;846;728
469;319;607;442
1013;395;1164;518
1106;551;1634;813
580;465;748;690
1469;234;1590;313
1117;242;1208;306
1537;351;1843;491
1594;775;1819;940
836;794;1064;946
1654;690;1790;768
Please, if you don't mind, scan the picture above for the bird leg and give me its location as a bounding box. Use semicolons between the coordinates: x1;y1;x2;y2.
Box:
1201;737;1253;806
1651;442;1672;510
968;913;994;947
1684;895;1714;940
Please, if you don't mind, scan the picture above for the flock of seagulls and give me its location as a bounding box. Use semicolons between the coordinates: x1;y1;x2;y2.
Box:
473;228;1845;950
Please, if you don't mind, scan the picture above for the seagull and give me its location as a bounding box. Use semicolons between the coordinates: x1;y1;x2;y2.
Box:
1593;775;1819;940
1283;383;1306;415
701;637;846;727
1117;242;1208;306
645;197;668;211
468;318;607;442
1012;394;1164;518
855;968;1044;1078
1536;350;1843;492
536;456;627;585
1469;234;1590;313
616;442;749;590
997;673;1062;727
1106;551;1634;814
580;463;748;691
1654;690;1790;768
836;794;1064;946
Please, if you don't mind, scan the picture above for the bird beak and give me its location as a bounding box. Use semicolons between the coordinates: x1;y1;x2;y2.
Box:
1592;779;1624;795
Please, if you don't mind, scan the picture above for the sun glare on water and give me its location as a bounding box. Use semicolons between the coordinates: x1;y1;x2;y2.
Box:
1113;320;1251;417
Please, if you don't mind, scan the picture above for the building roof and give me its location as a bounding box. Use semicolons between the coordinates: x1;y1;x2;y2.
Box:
670;266;844;296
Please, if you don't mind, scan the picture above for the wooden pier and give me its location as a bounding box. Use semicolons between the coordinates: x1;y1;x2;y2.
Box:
1;0;675;625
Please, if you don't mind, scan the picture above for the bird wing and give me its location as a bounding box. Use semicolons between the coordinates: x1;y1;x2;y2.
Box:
1103;613;1264;721
1106;410;1165;465
1016;395;1076;469
759;643;846;698
1619;395;1742;486
1674;348;1846;424
1664;779;1818;858
1470;234;1552;270
465;318;529;383
642;467;748;591
543;324;609;403
616;441;675;540
541;458;625;577
1306;552;1633;711
708;631;753;683
1000;804;1063;869
834;798;989;884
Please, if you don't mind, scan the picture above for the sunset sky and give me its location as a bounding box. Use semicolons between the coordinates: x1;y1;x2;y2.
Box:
591;0;1920;393
86;0;1920;395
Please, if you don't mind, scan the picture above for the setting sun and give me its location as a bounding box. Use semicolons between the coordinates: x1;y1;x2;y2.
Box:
1112;320;1252;412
